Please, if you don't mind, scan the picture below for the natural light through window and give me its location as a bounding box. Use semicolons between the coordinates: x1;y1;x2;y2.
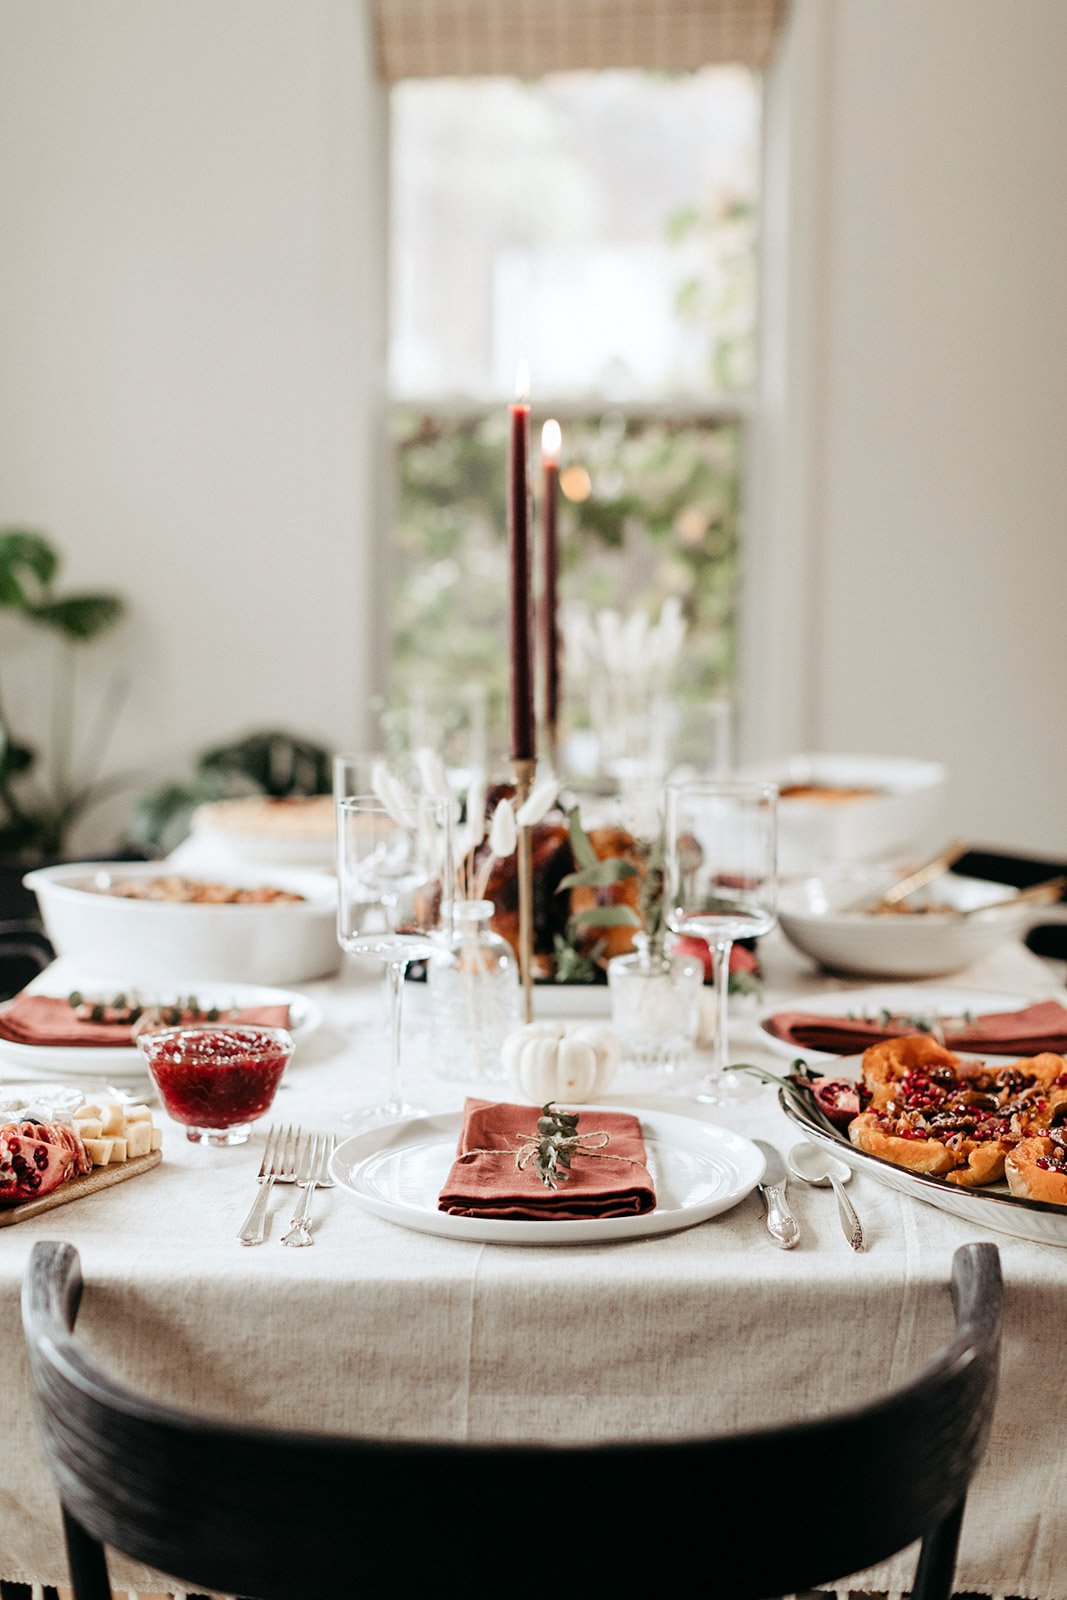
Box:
387;68;761;747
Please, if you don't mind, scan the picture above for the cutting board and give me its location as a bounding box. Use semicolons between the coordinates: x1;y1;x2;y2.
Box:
0;1150;162;1226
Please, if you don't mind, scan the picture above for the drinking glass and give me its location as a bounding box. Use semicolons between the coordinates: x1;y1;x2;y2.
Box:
336;793;451;1125
665;780;778;1103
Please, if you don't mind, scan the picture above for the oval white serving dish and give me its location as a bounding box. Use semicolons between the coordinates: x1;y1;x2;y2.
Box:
23;862;341;986
777;866;1063;979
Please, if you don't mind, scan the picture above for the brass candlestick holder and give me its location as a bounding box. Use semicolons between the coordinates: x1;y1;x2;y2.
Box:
512;755;537;1023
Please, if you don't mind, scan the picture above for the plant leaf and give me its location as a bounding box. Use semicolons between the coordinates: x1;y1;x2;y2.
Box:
557;859;639;891
567;806;599;871
29;593;124;640
570;904;642;929
0;529;57;609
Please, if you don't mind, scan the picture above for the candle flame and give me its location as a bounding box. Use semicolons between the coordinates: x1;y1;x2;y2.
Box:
514;359;530;401
541;419;561;462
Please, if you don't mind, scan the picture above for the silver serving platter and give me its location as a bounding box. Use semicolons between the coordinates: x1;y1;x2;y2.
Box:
778;1079;1067;1248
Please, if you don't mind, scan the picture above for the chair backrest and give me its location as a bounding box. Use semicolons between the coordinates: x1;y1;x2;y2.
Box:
0;921;53;1002
23;1238;1001;1600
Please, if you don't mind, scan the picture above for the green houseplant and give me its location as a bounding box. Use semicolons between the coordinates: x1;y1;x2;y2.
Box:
0;529;126;863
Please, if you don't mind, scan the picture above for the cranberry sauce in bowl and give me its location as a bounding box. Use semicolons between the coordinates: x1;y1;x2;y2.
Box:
137;1024;293;1145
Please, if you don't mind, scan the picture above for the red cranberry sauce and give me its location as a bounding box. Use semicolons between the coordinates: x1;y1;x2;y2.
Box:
143;1027;289;1127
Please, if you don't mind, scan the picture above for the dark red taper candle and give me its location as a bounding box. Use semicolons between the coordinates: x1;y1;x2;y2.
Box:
508;364;535;762
540;418;561;732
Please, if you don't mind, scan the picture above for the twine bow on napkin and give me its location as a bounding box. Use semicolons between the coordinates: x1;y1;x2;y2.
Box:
438;1097;656;1220
474;1102;618;1190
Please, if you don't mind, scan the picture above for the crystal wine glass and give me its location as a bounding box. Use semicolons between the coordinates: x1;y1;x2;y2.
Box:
664;780;778;1103
336;793;451;1125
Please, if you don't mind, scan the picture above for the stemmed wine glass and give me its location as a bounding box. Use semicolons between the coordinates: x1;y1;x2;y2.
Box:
664;780;778;1103
336;792;451;1125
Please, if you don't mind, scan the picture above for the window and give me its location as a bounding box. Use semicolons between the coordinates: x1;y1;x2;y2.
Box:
387;68;760;750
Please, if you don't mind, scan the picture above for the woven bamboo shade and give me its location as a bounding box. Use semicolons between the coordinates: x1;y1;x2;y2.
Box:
373;1;789;81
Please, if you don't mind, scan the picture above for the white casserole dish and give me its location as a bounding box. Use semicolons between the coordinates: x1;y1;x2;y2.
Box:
738;753;947;875
23;862;341;985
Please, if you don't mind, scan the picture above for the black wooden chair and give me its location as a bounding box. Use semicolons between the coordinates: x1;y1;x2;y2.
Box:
22;1239;1002;1600
0;921;53;1003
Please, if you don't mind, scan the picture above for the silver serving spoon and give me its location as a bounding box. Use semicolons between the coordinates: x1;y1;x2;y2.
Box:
788;1142;865;1252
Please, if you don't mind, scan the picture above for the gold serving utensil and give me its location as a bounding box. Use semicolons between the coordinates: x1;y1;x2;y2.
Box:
956;875;1067;918
841;841;969;914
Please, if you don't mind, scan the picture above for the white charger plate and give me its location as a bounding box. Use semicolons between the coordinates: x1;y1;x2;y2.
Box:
0;980;322;1078
758;984;1037;1063
778;1060;1067;1248
329;1106;765;1245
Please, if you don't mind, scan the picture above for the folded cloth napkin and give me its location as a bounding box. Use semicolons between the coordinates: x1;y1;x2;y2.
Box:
764;998;1067;1057
0;994;291;1049
438;1097;656;1220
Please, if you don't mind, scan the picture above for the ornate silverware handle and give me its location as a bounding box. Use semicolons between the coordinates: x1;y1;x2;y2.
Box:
759;1184;800;1250
830;1175;864;1252
237;1176;275;1247
281;1181;317;1248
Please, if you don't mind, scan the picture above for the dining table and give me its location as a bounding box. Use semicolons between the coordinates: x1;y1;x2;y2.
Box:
1;924;1066;1600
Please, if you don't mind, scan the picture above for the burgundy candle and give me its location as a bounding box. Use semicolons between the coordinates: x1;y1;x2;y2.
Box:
508;362;535;762
540;418;561;733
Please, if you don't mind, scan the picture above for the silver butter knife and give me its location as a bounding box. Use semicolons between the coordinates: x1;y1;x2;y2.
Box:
753;1140;800;1250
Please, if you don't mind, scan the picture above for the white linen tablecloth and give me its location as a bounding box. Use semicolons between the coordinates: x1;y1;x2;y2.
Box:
0;937;1064;1598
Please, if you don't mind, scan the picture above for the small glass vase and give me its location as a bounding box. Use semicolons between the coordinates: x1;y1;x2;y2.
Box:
427;899;520;1082
607;934;703;1077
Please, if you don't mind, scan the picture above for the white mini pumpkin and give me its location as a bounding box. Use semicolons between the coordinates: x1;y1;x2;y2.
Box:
502;1020;620;1103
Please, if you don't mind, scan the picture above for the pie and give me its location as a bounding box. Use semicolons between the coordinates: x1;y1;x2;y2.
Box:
847;1034;1067;1191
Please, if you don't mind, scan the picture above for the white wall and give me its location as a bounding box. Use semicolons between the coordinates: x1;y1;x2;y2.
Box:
0;0;387;849
749;0;1067;858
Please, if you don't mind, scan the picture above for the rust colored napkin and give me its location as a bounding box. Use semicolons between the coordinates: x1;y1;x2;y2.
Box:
438;1097;656;1220
0;994;291;1049
764;998;1067;1057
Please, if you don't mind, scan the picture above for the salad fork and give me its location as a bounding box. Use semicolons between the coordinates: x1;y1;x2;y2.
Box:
281;1133;336;1248
236;1124;300;1246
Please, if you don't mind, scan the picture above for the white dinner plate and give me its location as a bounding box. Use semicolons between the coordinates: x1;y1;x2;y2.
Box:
778;1063;1067;1249
758;984;1037;1063
329;1106;765;1245
0;980;323;1078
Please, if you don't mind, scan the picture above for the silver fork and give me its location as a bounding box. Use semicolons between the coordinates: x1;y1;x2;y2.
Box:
281;1133;336;1248
236;1124;300;1246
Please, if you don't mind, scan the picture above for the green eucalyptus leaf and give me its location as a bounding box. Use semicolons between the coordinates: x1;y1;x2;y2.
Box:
28;593;124;640
567;806;599;871
557;858;639;891
570;904;642;930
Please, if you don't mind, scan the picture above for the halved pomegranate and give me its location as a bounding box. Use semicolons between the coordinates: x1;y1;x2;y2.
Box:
0;1120;87;1206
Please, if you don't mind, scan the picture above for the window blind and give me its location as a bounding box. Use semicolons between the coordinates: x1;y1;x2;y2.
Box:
372;0;788;81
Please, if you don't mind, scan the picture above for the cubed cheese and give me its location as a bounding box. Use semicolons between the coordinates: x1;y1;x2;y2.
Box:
124;1104;152;1123
150;1125;163;1153
84;1138;114;1166
101;1104;126;1138
74;1103;102;1119
109;1137;128;1163
75;1118;104;1141
126;1121;152;1159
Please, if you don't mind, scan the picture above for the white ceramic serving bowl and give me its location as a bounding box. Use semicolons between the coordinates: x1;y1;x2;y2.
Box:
23;862;341;985
778;867;1067;979
737;754;947;876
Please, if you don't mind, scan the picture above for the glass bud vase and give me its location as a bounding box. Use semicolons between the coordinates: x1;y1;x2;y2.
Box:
427;899;520;1082
607;933;703;1077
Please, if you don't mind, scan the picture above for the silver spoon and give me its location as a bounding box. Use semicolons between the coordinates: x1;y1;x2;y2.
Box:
788;1142;865;1252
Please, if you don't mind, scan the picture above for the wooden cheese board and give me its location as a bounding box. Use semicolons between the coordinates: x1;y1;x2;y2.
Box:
0;1149;162;1226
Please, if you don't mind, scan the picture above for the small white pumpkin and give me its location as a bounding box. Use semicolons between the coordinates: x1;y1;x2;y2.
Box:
502;1021;620;1103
